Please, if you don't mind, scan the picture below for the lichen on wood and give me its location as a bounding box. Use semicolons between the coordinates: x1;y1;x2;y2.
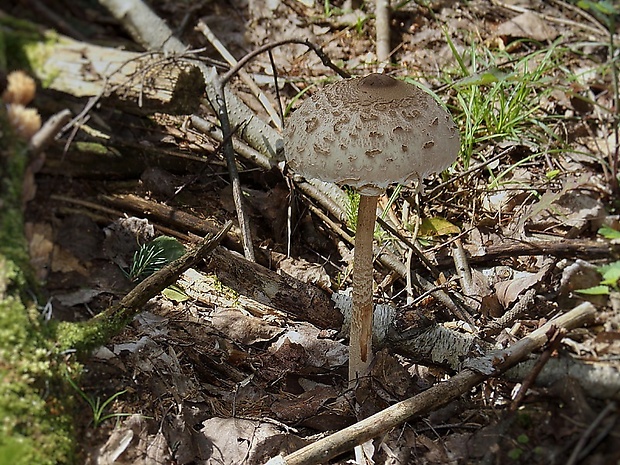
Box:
1;13;205;115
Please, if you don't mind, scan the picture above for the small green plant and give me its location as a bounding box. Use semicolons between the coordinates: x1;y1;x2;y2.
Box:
445;33;566;171
576;261;620;295
508;447;524;460
577;1;618;30
323;0;343;17
67;377;130;428
576;227;620;295
599;225;620;239
345;187;361;232
126;235;185;282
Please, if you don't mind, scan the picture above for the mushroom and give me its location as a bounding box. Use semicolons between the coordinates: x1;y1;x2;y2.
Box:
284;73;460;383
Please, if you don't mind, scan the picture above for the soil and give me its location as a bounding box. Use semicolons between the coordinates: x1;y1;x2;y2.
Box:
3;0;620;464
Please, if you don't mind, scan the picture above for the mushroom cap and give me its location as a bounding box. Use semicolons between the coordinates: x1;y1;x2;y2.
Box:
284;74;460;195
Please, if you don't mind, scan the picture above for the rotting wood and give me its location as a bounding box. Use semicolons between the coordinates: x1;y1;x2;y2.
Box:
8;21;205;115
58;191;342;329
57;221;233;353
267;302;597;465
100;0;282;158
204;246;344;330
99;193;243;249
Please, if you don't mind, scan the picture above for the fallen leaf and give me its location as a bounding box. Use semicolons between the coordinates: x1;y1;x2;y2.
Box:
198;417;306;465
210;308;283;345
418;216;460;237
496;11;558;41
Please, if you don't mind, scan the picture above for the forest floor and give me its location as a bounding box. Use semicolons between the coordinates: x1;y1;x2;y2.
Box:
4;0;620;464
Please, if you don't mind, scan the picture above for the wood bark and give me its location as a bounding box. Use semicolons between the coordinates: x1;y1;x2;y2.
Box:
434;239;620;269
204;247;343;330
99;0;282;158
15;25;205;114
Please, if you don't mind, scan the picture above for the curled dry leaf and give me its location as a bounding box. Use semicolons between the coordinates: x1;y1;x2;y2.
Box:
210;308;283;345
198;417;306;465
496;11;559;42
277;256;331;292
494;268;546;309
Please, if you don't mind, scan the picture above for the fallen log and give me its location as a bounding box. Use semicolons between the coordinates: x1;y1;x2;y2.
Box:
2;12;205;114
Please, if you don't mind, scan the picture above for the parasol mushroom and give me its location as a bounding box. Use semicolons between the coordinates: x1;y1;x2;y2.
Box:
284;73;460;383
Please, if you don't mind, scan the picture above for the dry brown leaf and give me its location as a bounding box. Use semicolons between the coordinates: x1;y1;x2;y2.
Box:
496;11;559;41
277;256;331;292
210;308;283;345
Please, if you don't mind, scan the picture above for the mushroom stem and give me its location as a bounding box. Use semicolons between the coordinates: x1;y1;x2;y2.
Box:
349;194;379;384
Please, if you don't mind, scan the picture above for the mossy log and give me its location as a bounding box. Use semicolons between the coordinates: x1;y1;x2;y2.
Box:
0;12;205;115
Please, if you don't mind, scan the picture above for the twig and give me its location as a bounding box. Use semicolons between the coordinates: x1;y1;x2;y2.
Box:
425;148;513;200
61;221;233;353
376;217;440;279
100;0;281;157
567;401;618;465
29;109;72;155
220;39;351;85
196;20;283;130
375;0;391;64
117;221;232;311
200;36;351;261
452;238;478;312
267;302;596;465
212;81;256;261
551;0;611;36
491;0;610;37
190;115;278;170
509;326;565;411
483;288;536;337
433;238;619;269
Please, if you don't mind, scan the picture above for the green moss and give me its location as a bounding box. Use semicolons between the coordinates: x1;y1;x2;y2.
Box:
0;111;30;272
0;14;46;71
53;307;131;354
22;36;60;88
0;80;75;465
0;295;76;465
74;141;120;156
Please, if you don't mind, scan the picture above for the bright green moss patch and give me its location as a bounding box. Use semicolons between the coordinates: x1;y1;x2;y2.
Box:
0;293;75;465
53;307;131;354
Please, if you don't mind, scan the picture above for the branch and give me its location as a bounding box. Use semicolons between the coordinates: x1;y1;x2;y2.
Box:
57;221;232;352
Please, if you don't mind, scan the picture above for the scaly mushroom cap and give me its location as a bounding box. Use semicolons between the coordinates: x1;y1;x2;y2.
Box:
284;73;460;195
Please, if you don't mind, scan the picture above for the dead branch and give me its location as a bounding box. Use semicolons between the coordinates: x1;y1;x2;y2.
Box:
267;302;596;465
61;221;233;352
433;239;620;269
211;81;256;261
505;357;620;400
196;20;283;130
99;193;243;249
100;0;281;158
113;221;232;313
375;0;391;63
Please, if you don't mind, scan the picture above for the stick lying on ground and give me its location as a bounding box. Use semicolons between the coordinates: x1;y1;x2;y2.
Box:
266;301;596;465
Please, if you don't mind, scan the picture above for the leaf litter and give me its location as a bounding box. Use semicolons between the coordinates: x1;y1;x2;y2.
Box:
7;0;620;463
